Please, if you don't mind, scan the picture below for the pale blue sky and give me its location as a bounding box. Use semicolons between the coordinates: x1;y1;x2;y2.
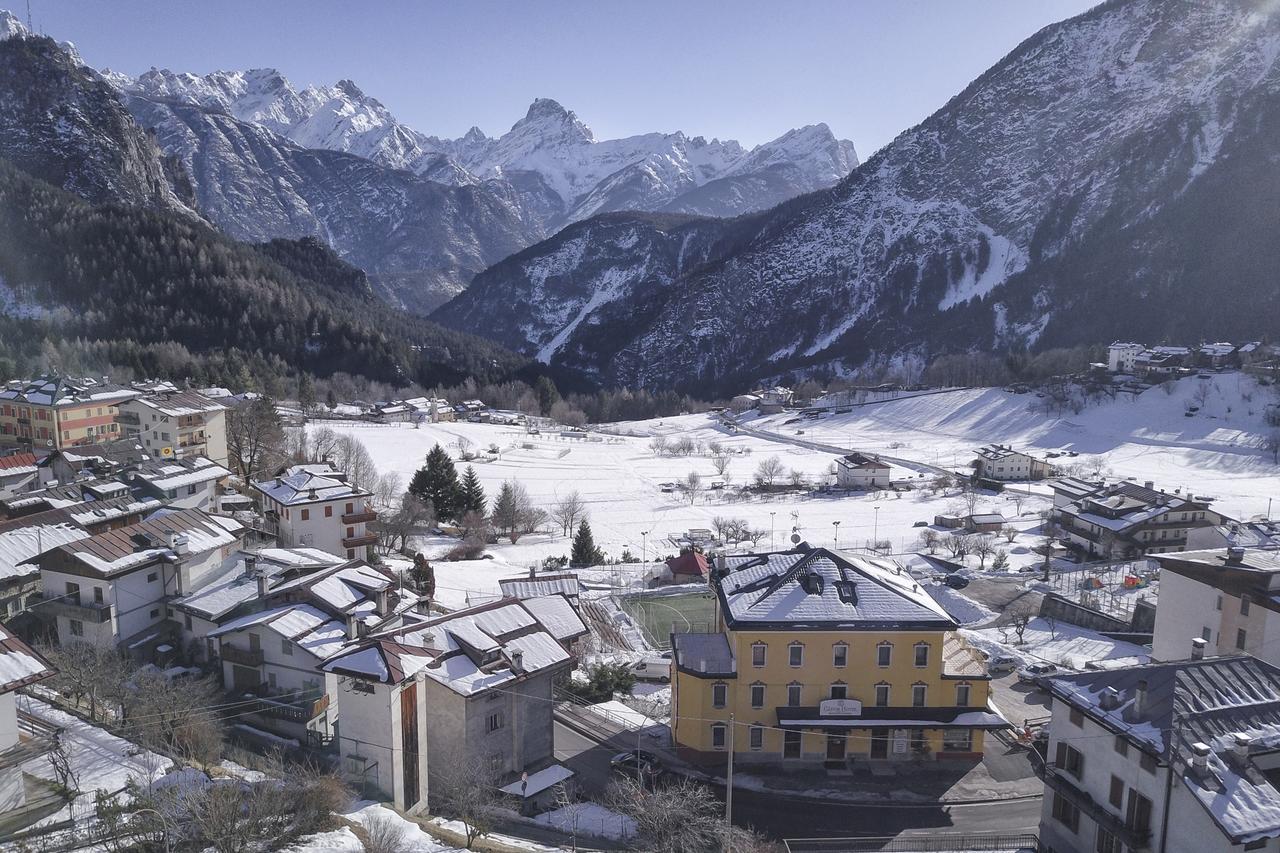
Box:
32;1;1096;154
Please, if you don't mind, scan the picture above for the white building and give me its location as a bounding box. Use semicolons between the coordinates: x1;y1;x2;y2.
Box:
834;452;892;490
126;456;231;511
1107;342;1145;374
253;464;376;560
0;625;56;818
1150;547;1280;664
972;445;1050;482
117;390;229;467
1039;655;1280;853
31;508;245;654
323;598;580;812
1185;519;1280;552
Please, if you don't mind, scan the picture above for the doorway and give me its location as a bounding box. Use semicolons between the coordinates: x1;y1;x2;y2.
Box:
826;733;847;761
870;730;889;759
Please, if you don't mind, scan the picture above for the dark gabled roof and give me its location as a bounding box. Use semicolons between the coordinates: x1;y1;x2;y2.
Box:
0;623;56;692
672;632;735;678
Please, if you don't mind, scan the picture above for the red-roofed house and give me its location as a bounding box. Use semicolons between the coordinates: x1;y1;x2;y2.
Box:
667;549;709;581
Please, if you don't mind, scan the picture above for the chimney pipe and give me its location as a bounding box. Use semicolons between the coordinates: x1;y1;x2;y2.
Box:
1191;637;1207;660
1145;481;1154;490
1133;679;1149;717
1233;733;1252;759
510;649;524;672
1191;742;1211;770
244;553;257;579
374;588;391;618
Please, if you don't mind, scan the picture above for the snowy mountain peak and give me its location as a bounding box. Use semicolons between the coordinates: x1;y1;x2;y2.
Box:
509;97;595;145
0;9;28;40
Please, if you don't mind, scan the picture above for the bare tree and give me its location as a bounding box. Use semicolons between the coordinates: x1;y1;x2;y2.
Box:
331;433;378;490
374;494;433;555
607;776;721;853
551;491;587;537
711;451;733;480
754;456;784;488
37;641;128;721
671;436;696;457
971;535;996;569
959;481;982;516
455;435;474;460
648;435;669;457
712;516;750;545
788;469;809;489
745;527;769;547
430;750;501;849
678;471;704;505
375;472;404;510
124;671;225;765
917;529;941;555
1010;491;1027;516
944;533;970;560
1001;525;1019;544
362;812;409;853
931;473;953;494
226;397;287;482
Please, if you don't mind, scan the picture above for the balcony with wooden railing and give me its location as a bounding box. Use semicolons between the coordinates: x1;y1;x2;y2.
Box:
342;532;379;549
342;506;378;524
219;643;264;667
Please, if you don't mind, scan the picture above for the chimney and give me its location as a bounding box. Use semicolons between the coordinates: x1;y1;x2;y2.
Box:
275;476;283;487
308;488;317;500
1132;679;1149;717
244;553;258;579
716;553;727;572
1191;637;1207;660
347;611;367;638
374;588;391;618
1233;733;1252;760
1145;481;1154;490
1226;545;1246;564
510;649;524;673
1190;742;1211;770
1099;686;1121;711
168;532;190;556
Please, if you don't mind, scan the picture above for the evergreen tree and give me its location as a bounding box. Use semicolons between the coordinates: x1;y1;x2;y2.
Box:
409;444;461;521
534;375;560;416
297;374;316;416
570;520;605;567
459;466;487;515
491;481;522;542
325;388;338;410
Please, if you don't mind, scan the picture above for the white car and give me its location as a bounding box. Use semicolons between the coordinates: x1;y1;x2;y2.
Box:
632;656;672;683
1016;662;1059;687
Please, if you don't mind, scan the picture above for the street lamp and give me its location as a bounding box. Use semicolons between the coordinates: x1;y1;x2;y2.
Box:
769;512;776;551
833;520;841;549
641;530;649;564
873;505;881;552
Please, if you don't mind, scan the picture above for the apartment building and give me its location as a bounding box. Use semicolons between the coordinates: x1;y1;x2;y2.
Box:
118;390;229;466
29;509;245;654
252;464;377;560
323;598;578;812
1039;655;1280;853
670;547;1004;768
835;453;891;490
0;376;139;451
972;444;1051;482
1150;547;1280;664
126;456;231;511
1051;480;1221;558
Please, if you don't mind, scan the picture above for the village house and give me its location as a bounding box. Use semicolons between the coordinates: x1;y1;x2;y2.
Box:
1150;546;1280;665
670;547;1004;768
204;559;421;744
29;508;245;657
0;376;139;452
757;387;794;414
117;389;229;467
0;453;39;498
1107;342;1145;374
1185;518;1280;552
125;456;231;512
971;444;1051;482
0;499;154;620
0;478;146;521
37;439;147;486
322;598;578;813
729;393;761;413
0;625;56;820
253;463;377;560
835;452;892;490
1038;653;1280;853
1051;480;1221;558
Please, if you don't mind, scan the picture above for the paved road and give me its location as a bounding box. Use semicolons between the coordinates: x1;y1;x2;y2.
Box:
553;722;1042;842
726;414;951;477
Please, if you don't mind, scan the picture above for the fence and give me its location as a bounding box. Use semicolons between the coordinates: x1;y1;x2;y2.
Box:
1038;557;1155;621
784;833;1040;852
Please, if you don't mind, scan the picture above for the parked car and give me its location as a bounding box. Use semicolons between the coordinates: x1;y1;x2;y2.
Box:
941;574;970;589
633;656;673;682
610;749;665;783
986;655;1018;675
1016;662;1059;687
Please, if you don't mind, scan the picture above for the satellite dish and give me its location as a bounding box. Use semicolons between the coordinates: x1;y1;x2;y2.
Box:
790;533;801;544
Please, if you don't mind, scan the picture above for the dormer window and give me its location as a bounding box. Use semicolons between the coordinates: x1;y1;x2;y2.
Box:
833;580;857;603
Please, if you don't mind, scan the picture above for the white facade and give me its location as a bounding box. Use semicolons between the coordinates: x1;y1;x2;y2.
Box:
1107;343;1145;374
835;454;891;490
1152;565;1280;665
327;673;430;813
118;394;229;467
0;691;21;812
254;466;375;560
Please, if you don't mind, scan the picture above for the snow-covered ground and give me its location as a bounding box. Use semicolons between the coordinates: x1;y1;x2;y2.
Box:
965;617;1150;670
534;801;636;840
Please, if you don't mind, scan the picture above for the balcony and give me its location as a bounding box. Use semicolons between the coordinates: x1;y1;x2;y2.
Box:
116;412;140;426
236;689;329;723
342;532;379;549
220;643;265;667
342;508;378;524
45;598;113;623
1040;762;1151;849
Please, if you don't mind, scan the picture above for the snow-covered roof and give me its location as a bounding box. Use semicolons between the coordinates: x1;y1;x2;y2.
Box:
1050;656;1280;844
499;764;574;798
129;456;230;491
0;513;91;582
37;509;245;576
975;443;1037;462
519;594;588;643
252;463;371;506
126;390;226;417
0;623;55;693
497;573;582;601
324;599;572;695
837;452;888;469
715;548;957;631
0;375;139;407
209;603;349;659
0;452;38;477
169;547;347;620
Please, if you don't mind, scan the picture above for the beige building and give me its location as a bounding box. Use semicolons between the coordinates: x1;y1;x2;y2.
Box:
0;376;138;451
118;390;229;467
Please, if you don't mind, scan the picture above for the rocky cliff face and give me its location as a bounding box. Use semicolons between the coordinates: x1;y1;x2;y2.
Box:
438;0;1280;392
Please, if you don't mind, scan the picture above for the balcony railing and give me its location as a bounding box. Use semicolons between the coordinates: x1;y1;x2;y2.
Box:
342;532;379;549
238;690;329;723
220;643;265;667
116;412;140;426
342;508;378;524
45;598;113;623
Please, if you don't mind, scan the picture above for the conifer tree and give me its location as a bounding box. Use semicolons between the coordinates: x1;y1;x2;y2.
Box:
571;520;605;567
459;466;487;515
409;444;461;521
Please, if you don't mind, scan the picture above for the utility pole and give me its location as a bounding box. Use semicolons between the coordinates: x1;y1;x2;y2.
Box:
725;712;735;843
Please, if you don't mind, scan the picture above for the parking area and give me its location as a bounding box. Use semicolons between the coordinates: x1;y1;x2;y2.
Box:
988;671;1051;729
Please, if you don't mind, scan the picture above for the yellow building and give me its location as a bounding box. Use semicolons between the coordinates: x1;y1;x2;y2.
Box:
0;376;139;452
671;548;1006;767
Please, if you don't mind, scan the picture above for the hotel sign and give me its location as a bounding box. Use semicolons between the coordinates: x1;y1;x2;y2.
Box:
819;698;862;717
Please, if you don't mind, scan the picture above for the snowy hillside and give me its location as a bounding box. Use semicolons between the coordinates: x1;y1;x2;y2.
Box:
439;0;1280;391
